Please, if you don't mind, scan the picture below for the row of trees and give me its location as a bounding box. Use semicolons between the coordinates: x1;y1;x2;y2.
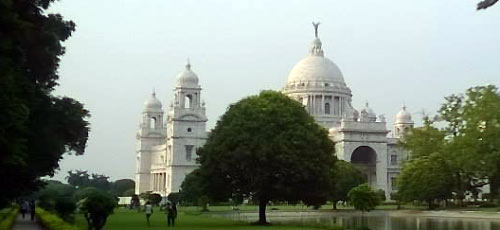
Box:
397;85;500;209
66;170;135;196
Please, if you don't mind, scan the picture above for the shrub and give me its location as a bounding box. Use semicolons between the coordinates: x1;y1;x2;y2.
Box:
348;184;381;213
0;206;19;230
77;188;116;230
35;208;77;230
54;196;77;222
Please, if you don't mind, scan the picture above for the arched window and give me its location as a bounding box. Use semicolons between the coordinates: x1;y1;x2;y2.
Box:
185;94;193;109
150;117;156;129
325;103;331;114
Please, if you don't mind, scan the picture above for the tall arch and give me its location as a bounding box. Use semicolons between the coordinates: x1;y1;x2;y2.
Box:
350;146;377;187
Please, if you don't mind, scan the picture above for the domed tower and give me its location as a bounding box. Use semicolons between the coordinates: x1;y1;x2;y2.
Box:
394;106;414;138
136;92;167;194
283;22;355;128
165;61;208;194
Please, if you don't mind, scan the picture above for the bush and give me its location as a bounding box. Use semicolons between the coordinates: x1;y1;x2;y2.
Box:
35;208;77;230
77;188;116;230
348;184;381;212
0;206;19;230
54;196;77;222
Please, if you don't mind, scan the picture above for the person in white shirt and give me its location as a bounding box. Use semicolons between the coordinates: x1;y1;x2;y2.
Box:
144;201;153;226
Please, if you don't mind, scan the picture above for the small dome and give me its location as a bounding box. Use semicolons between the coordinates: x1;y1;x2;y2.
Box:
176;62;199;88
396;106;412;123
144;92;162;111
361;102;376;118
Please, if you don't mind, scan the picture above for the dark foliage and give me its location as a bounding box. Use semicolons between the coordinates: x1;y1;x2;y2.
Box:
196;90;336;224
0;0;90;207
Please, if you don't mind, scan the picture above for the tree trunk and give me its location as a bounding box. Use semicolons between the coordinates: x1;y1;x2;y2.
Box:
333;200;337;210
256;199;269;225
428;199;433;210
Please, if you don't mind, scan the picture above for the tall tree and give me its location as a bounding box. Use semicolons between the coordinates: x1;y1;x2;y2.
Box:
196;90;336;224
0;0;90;207
67;170;91;188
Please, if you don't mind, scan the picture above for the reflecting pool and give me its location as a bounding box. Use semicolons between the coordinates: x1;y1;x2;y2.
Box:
218;211;500;230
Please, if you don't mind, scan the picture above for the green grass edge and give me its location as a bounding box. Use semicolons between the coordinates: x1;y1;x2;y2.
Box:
0;206;19;230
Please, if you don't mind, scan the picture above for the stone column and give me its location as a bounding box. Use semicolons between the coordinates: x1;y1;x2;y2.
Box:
321;94;324;113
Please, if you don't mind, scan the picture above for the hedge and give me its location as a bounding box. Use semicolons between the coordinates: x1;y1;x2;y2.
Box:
0;206;19;230
35;208;77;230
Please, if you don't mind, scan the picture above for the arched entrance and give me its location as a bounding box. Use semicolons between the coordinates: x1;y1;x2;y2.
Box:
350;146;377;187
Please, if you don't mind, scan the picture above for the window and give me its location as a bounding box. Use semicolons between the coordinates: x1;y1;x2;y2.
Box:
325;103;331;114
185;94;193;108
391;177;397;190
150;117;156;129
390;155;397;165
185;145;194;161
187;127;192;132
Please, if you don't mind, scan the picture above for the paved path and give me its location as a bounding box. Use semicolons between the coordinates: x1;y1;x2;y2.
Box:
11;214;43;230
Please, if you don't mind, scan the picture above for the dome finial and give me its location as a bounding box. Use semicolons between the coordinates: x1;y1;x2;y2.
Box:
312;22;320;38
309;22;324;56
152;88;156;97
186;58;191;70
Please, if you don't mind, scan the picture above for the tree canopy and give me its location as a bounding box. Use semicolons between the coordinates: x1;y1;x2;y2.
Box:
399;85;500;206
0;0;90;207
195;90;336;224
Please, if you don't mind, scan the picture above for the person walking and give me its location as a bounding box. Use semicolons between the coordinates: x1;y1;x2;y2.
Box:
166;203;177;227
29;200;35;221
20;201;28;219
144;201;153;226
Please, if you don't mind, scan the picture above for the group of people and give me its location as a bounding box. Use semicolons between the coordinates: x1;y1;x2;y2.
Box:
19;200;36;221
144;201;177;227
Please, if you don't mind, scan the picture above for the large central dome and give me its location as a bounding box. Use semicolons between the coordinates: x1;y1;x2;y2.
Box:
286;37;345;87
287;55;344;84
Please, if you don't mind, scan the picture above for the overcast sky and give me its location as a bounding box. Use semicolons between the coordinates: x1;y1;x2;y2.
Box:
48;0;500;182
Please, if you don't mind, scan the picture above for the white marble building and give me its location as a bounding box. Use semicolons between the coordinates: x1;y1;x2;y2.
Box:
135;62;208;195
136;24;413;199
282;24;414;199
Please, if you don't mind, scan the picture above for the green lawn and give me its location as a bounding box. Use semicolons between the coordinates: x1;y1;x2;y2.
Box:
75;208;341;230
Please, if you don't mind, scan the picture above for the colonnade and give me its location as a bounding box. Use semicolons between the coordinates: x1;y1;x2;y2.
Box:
302;94;346;116
152;172;167;192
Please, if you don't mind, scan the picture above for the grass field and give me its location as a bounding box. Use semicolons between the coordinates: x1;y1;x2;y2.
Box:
74;208;342;230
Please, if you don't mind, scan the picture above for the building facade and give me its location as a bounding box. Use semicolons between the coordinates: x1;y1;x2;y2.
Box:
135;62;208;195
282;24;414;199
136;24;413;199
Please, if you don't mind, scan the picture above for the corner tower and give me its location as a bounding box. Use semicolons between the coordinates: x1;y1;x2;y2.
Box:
165;61;208;194
394;106;414;138
135;92;167;194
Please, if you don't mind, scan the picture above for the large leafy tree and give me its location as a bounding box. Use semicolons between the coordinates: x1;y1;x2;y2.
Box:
441;85;500;198
330;160;366;210
196;90;336;224
397;153;455;209
0;0;90;207
400;85;500;206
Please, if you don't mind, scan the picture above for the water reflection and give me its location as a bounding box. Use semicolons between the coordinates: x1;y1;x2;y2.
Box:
219;211;500;230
